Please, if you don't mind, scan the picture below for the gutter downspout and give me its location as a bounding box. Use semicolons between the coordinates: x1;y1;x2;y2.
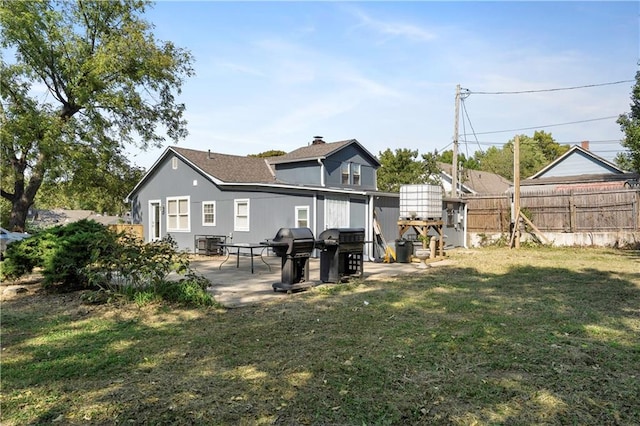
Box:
318;158;325;187
368;194;375;261
313;193;318;258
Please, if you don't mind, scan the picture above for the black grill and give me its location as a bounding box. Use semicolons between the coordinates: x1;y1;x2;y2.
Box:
267;227;315;290
316;228;365;283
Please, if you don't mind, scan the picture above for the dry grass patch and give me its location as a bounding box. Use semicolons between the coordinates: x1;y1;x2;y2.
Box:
1;246;639;425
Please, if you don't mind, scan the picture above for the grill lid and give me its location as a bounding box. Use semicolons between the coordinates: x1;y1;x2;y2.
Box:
318;228;365;242
273;227;315;242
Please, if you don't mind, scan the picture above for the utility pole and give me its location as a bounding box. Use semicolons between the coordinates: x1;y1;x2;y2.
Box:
451;84;460;198
512;135;521;248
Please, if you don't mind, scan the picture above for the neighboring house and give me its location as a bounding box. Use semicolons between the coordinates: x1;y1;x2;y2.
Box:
438;162;512;195
28;209;123;228
520;142;639;192
126;137;400;258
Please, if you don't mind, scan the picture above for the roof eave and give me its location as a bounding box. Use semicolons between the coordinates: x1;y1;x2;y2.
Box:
126;146;174;201
269;156;327;165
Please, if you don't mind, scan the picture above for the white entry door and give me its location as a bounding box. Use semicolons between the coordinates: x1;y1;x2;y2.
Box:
149;201;161;241
325;196;349;229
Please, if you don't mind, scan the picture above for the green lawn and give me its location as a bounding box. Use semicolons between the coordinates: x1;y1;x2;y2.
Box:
2;247;639;425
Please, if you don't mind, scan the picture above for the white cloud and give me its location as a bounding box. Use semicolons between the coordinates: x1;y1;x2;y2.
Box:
339;72;405;99
347;6;436;43
217;61;265;77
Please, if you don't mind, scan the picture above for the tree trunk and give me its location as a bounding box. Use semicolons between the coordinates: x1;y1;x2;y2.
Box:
3;153;46;232
8;197;32;232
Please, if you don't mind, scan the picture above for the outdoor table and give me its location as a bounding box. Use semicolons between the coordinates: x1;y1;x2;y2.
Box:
218;243;272;274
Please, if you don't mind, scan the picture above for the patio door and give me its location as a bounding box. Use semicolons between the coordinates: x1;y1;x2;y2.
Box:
149;201;161;241
325;196;349;229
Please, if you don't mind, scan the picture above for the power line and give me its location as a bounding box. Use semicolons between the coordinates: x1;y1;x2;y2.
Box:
461;116;619;136
461;98;484;156
460;139;622;145
468;80;633;95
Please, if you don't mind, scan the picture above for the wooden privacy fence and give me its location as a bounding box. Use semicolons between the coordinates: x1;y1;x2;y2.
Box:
108;224;144;239
465;188;640;232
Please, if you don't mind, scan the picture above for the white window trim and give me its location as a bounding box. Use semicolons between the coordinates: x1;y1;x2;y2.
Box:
234;199;250;232
202;201;216;227
166;196;190;232
171;157;178;170
295;205;310;228
149;199;161;241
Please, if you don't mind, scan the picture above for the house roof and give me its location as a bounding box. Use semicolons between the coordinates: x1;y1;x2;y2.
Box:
438;163;511;195
269;139;381;167
126;138;385;200
529;144;626;179
172;147;276;183
521;172;639;189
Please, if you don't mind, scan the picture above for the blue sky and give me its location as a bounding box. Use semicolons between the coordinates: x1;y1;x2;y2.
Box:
130;1;639;169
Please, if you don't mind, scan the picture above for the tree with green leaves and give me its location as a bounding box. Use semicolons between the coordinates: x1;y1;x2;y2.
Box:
474;131;568;180
377;148;423;192
377;148;441;192
0;0;194;231
36;160;145;215
617;67;640;172
533;130;570;163
474;145;513;179
436;149;480;170
420;151;443;185
248;150;287;158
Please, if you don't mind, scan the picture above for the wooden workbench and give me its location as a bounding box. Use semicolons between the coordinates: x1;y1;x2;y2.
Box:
397;219;445;257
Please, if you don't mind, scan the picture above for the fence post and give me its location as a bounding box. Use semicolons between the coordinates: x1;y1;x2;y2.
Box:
631;190;640;231
569;192;576;232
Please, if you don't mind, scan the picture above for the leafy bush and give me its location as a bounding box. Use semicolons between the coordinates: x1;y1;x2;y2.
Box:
84;234;189;290
476;232;509;248
1;219;119;289
155;275;216;307
84;234;215;307
2;219;215;307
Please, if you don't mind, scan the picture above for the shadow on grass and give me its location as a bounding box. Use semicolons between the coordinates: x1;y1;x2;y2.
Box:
2;260;639;425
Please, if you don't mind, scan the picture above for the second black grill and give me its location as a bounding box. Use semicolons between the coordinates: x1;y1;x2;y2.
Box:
316;228;365;283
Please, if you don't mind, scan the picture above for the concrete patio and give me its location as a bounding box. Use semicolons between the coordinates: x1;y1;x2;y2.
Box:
188;253;453;308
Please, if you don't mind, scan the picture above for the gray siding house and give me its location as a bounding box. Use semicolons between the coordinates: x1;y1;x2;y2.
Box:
520;142;639;192
126;137;400;259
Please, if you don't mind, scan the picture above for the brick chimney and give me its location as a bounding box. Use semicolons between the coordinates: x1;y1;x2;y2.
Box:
312;136;325;145
581;140;589;150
